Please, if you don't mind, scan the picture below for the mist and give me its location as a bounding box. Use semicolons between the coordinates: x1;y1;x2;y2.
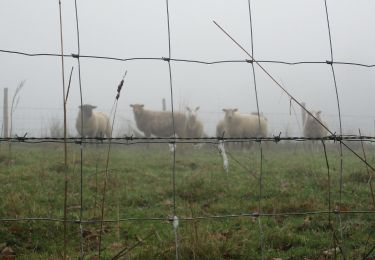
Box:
1;0;374;138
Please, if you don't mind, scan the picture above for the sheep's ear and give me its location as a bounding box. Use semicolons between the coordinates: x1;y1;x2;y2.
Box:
140;104;144;108
317;110;322;115
186;106;191;112
222;109;227;112
91;105;97;109
195;106;200;111
130;104;134;108
233;108;238;112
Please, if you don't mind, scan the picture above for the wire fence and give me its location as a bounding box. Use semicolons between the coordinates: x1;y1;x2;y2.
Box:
0;0;375;259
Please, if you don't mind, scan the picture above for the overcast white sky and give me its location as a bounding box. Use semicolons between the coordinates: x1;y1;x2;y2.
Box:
0;0;374;137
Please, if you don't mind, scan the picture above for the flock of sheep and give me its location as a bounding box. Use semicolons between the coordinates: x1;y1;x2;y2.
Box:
75;102;329;143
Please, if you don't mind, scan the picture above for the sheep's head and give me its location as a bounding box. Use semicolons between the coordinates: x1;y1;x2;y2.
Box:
186;106;200;123
307;110;322;120
79;104;97;118
222;108;238;121
130;104;145;115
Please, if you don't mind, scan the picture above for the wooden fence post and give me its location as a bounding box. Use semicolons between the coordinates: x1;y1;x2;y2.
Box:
3;88;8;138
162;98;166;111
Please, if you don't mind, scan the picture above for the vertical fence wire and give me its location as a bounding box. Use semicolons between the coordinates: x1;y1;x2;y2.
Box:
73;0;85;258
57;1;68;259
164;0;179;259
323;0;345;247
246;0;264;258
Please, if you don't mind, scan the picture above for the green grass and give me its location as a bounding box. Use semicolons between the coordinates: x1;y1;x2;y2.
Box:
0;141;374;259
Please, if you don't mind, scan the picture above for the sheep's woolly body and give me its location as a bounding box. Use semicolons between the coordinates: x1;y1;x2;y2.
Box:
303;112;328;138
130;104;187;137
216;120;225;137
186;119;204;138
76;104;111;138
222;109;268;138
185;106;204;138
301;103;328;138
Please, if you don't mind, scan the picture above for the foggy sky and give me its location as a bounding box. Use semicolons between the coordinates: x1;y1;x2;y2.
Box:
0;0;374;137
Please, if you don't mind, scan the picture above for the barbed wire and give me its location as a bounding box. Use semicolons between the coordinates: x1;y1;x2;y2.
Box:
2;134;375;144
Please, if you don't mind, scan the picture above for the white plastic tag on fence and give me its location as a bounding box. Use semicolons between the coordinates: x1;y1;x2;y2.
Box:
169;143;176;153
173;215;179;230
218;140;229;173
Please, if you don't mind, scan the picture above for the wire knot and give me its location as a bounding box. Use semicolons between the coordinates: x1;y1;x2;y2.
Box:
15;133;27;142
96;136;105;142
245;59;254;64
125;135;133;142
217;134;225;142
217;131;226;141
71;53;79;59
331;133;342;143
162;57;170;62
273;132;282;143
326;60;333;65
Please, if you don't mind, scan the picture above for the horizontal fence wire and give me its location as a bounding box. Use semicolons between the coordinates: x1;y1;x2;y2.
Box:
1;49;375;67
1;210;374;223
1;135;375;143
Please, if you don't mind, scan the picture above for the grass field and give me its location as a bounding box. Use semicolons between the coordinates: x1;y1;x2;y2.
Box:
0;141;374;259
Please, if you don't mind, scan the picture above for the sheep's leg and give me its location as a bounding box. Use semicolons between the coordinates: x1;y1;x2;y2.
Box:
144;132;151;148
87;131;96;146
95;131;105;148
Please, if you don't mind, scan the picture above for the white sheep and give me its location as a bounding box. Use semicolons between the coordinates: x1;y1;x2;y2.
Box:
301;102;328;139
216;119;225;138
185;106;204;138
221;108;268;148
75;104;111;138
130;104;187;138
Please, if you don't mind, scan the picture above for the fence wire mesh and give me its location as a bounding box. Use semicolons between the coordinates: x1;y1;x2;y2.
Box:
0;0;375;259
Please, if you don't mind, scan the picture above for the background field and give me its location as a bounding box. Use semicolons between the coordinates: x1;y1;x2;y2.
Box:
0;141;374;259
